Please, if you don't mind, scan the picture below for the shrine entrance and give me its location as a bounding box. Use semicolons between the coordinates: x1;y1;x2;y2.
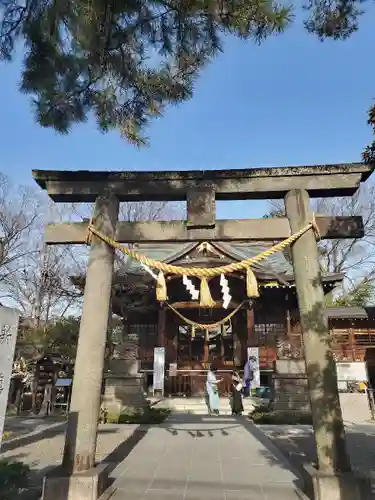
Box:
33;163;373;500
177;317;234;367
169;307;238;397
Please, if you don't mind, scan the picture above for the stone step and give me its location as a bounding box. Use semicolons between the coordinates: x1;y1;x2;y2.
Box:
151;397;256;415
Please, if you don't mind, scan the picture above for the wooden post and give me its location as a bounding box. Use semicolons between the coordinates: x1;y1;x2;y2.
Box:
220;334;225;359
204;331;209;364
285;189;350;474
285;293;292;337
62;193;119;474
348;326;355;362
247;309;255;347
157;308;166;348
233;313;242;367
122;316;129;340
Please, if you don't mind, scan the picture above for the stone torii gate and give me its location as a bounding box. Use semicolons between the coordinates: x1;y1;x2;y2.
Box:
33;163;373;500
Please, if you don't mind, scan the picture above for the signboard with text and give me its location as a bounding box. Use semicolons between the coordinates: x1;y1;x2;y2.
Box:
153;347;165;395
0;306;20;450
169;363;177;377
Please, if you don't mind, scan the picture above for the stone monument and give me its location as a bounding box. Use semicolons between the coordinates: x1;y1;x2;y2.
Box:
102;331;146;415
0;305;20;449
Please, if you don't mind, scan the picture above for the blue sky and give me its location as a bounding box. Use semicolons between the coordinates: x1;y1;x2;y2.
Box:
1;9;374;219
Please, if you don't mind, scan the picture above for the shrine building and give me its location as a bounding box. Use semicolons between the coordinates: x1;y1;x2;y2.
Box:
95;240;375;401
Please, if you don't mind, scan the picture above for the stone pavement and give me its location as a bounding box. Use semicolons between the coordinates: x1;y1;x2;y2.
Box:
110;414;304;500
2;415;66;442
1;420;139;500
260;424;375;477
4;414;375;500
260;424;375;497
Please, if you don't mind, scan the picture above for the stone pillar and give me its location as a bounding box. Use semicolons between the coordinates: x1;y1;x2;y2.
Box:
62;194;119;474
285;189;349;475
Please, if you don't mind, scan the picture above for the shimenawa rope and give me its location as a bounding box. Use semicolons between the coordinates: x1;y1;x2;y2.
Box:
85;214;320;325
165;301;245;330
86;215;319;278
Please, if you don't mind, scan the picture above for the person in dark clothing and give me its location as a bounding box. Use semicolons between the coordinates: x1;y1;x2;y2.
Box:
231;371;244;416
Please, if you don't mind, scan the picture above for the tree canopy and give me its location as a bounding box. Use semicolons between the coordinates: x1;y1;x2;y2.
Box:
1;1;374;149
19;316;80;361
1;0;373;148
0;0;291;145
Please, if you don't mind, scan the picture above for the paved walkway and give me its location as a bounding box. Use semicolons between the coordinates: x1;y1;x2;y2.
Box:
261;424;375;495
0;421;138;500
110;414;303;500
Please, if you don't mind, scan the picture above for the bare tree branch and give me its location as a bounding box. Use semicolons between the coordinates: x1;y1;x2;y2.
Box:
266;183;375;305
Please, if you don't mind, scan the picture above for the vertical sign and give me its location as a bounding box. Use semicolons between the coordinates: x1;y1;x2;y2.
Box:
0;306;20;449
153;347;165;395
247;347;260;389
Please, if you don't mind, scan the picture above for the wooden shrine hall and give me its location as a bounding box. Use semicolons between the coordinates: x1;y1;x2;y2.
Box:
103;240;345;394
33;163;374;500
73;240;375;397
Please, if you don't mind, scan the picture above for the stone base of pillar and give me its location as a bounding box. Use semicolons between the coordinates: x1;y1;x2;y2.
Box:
102;373;147;416
302;464;371;500
272;373;311;412
41;464;108;500
272;360;311;413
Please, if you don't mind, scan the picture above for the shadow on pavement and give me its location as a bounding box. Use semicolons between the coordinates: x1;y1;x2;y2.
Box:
10;424;149;500
262;424;375;483
1;422;123;454
1;423;67;453
156;413;304;492
102;426;148;482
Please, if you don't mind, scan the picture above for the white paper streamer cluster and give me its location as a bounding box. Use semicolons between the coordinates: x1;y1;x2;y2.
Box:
220;274;232;309
141;262;158;280
182;275;199;300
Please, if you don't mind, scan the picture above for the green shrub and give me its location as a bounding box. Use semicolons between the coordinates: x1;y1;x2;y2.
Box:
0;459;30;500
117;407;171;424
249;409;312;425
106;413;120;424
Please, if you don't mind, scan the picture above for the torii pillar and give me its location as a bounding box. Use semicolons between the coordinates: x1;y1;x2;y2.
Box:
42;193;119;500
285;190;369;500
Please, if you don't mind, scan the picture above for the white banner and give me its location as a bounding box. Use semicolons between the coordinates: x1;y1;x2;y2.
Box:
247;347;260;388
336;362;367;382
153;347;165;394
0;306;20;449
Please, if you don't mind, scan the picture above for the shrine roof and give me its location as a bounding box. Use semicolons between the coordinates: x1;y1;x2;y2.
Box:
118;241;292;276
217;242;292;275
119;241;342;284
326;307;375;319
